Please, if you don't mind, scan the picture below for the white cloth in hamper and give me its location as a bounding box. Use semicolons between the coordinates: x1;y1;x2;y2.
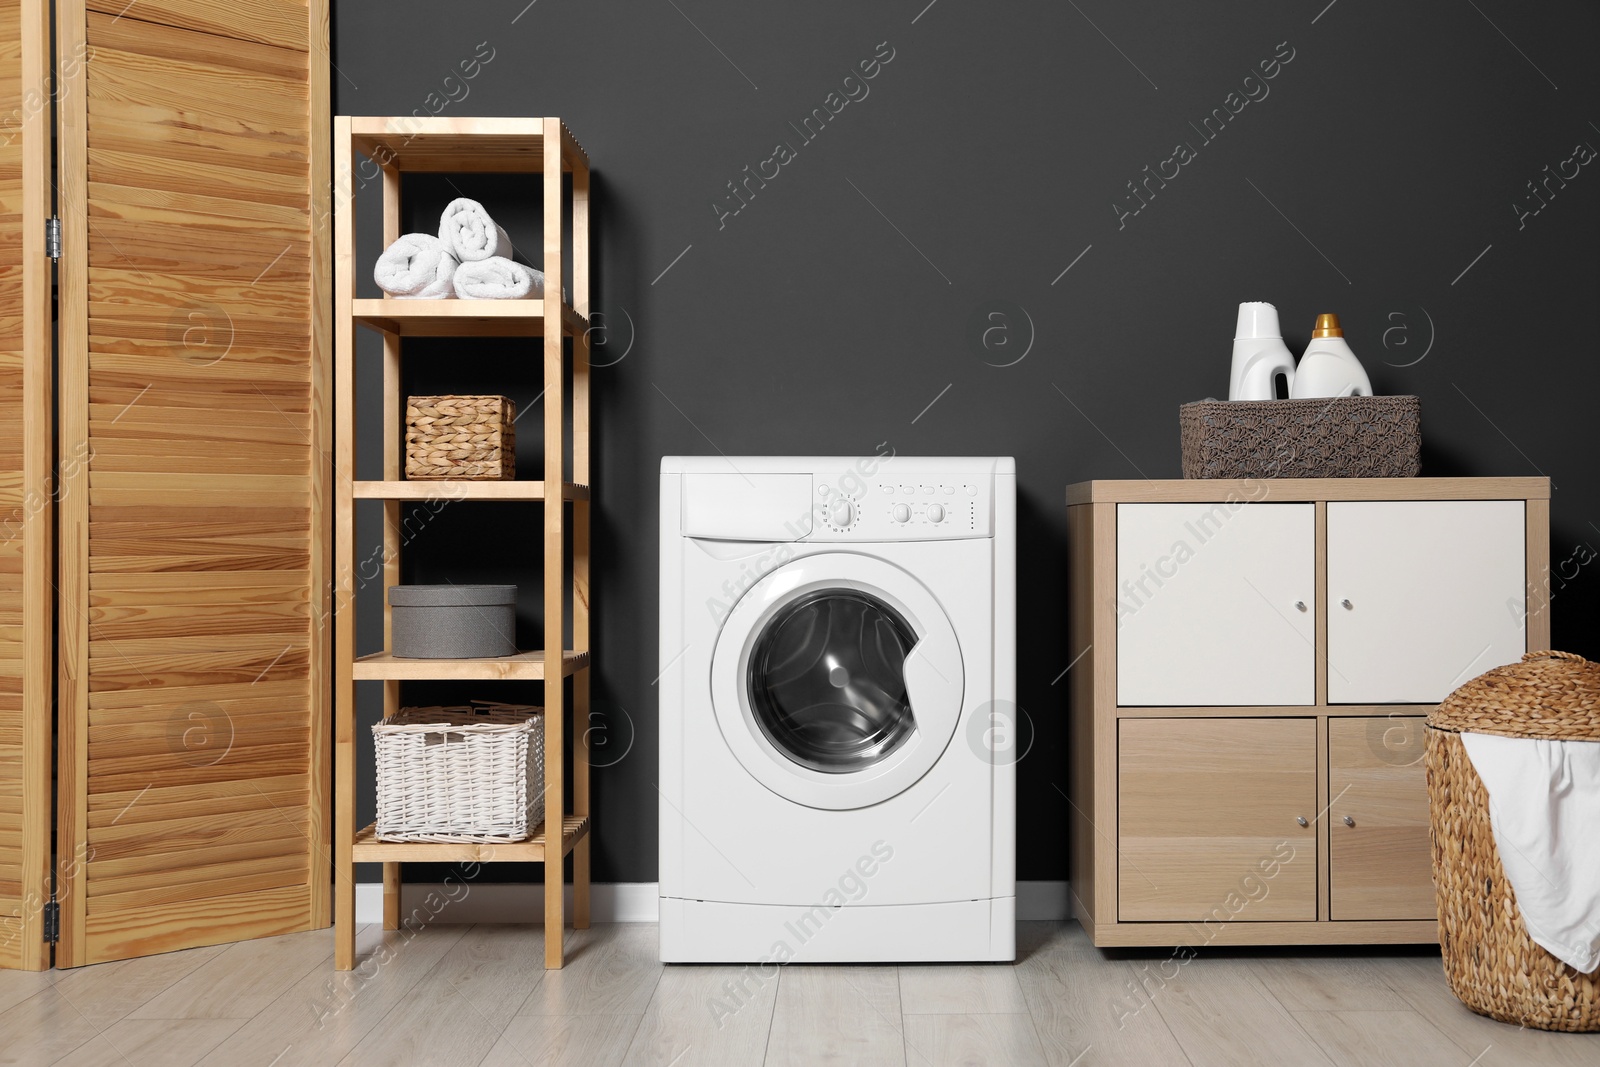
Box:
453;256;548;300
438;197;512;262
1461;731;1600;973
373;233;457;299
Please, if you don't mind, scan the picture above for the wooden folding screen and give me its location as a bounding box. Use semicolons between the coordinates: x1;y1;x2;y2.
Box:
53;0;329;965
0;0;52;972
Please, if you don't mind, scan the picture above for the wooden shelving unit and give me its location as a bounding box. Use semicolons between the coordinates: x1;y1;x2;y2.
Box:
332;116;593;970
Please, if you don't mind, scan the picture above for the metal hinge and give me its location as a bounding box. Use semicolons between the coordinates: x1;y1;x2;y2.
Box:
45;216;61;260
42;899;59;944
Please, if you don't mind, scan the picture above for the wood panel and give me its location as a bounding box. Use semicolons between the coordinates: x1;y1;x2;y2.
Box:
56;0;329;966
540;116;567;969
1068;477;1551;505
1327;716;1435;921
0;0;50;971
1064;504;1098;926
1118;718;1318;923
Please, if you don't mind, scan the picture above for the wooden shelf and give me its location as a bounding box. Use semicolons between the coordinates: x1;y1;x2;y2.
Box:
352;299;587;338
350;116;588;173
352;650;590;681
335;114;593;971
352;815;590;863
353;480;590;501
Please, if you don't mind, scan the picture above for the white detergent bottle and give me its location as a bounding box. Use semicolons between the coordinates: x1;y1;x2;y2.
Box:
1289;313;1373;399
1228;302;1296;401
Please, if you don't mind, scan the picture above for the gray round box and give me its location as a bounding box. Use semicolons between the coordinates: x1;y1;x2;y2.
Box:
388;584;518;659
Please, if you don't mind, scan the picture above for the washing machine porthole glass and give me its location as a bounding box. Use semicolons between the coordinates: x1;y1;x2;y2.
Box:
747;589;919;774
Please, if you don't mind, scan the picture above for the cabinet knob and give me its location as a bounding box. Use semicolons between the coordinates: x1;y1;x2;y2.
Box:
1343;815;1356;827
1340;598;1353;610
1294;600;1307;612
1296;815;1309;827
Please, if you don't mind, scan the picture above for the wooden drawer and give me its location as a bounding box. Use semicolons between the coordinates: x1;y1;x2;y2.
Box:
1118;718;1318;922
1328;716;1436;920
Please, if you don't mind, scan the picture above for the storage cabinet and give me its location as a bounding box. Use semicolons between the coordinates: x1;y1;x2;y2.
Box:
1067;478;1549;946
1117;503;1316;706
1327;501;1526;704
331;118;593;971
1327;715;1434;920
1118;718;1317;921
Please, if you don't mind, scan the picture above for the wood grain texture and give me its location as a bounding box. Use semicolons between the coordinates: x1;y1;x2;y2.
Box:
1067;476;1551;505
1327;716;1435;921
349;815;589;863
352;298;586;337
353;479;589;501
350;649;588;681
0;0;51;972
765;966;903;1067
1146;957;1336;1067
333;117;590;969
1118;717;1318;923
541;116;568;969
1064;504;1097;928
55;0;93;971
331;113;355;972
55;0;328;967
1527;496;1552;652
1073;479;1543;947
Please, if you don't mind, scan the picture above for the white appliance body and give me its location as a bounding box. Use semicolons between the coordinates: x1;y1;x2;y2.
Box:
659;456;1016;962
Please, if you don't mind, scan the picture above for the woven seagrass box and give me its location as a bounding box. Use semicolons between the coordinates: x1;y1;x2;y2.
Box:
406;394;515;479
1179;395;1420;479
374;703;545;843
1426;650;1600;1032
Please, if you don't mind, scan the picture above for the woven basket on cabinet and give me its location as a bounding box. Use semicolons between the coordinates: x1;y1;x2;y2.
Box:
1178;395;1420;479
1426;650;1600;1032
374;703;544;843
405;394;515;480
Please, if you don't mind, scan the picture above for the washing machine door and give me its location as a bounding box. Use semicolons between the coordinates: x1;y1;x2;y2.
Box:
710;552;965;810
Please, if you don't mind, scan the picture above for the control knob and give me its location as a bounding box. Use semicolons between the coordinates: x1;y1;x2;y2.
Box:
927;504;945;523
892;503;911;523
829;497;854;526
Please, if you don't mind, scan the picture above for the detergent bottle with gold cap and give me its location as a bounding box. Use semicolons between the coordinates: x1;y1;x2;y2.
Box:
1289;313;1373;399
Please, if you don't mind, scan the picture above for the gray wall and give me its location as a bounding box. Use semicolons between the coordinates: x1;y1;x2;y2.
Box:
334;0;1600;884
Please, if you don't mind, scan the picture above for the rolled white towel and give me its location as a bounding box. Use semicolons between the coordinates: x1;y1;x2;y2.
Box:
453;256;548;300
374;233;457;299
438;198;512;262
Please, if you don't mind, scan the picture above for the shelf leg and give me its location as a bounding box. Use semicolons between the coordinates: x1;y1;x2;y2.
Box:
573;660;591;932
332;115;358;973
383;863;402;931
542;118;568;970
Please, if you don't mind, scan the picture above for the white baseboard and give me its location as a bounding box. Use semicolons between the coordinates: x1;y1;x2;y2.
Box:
356;881;1072;925
355;882;660;924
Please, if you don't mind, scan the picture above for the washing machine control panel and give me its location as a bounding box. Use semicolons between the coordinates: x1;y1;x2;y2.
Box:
812;475;991;539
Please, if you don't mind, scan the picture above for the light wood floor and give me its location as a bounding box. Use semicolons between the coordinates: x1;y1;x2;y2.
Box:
0;921;1595;1065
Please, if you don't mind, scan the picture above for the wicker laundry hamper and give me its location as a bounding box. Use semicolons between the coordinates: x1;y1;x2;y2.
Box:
1426;650;1600;1031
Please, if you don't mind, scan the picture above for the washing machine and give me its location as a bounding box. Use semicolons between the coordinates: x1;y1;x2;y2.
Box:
658;455;1015;963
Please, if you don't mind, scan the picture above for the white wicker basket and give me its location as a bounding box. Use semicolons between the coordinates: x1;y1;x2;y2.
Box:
374;703;544;842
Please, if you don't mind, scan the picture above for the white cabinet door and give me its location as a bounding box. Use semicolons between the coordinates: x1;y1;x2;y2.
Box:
1327;501;1525;704
1116;502;1316;706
